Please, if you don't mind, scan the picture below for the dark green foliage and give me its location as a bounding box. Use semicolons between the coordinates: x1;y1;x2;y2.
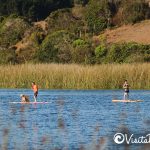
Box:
74;0;89;6
36;43;58;63
46;9;84;36
85;0;108;34
0;49;17;64
107;43;132;63
0;0;73;21
0;16;5;23
72;39;94;64
95;44;107;63
35;32;94;64
72;39;87;47
0;15;30;48
106;42;150;63
35;30;77;63
123;0;150;24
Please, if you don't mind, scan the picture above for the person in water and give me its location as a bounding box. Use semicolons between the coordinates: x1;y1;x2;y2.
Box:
32;82;38;102
20;94;30;102
123;80;129;100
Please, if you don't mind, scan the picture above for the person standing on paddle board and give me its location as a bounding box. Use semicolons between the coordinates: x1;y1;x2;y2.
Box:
123;80;129;100
32;82;38;102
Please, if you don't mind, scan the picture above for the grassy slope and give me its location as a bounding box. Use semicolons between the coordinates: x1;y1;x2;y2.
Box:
101;20;150;44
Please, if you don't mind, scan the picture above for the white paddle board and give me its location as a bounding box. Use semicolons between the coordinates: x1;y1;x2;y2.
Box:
112;100;143;103
9;102;51;104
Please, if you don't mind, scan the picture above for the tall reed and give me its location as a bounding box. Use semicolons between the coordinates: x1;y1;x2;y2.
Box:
0;63;150;89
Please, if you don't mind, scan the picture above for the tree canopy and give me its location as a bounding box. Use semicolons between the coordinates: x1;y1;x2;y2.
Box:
0;0;73;21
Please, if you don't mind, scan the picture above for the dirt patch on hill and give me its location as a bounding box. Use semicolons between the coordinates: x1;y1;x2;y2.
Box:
102;20;150;44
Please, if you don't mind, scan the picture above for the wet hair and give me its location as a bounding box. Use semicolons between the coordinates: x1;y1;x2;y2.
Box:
20;94;24;97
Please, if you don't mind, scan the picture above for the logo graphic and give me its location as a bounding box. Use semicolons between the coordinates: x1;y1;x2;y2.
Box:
113;133;125;144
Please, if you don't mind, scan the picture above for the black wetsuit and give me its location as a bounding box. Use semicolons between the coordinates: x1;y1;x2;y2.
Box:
124;84;129;93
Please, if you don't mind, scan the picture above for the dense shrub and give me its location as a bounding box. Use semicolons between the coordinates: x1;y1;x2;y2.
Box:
36;43;58;63
73;39;87;46
106;42;150;63
95;44;107;63
85;0;108;34
125;54;145;63
112;0;150;25
0;15;30;48
123;0;150;24
36;30;76;63
0;49;17;64
46;9;84;36
72;39;94;64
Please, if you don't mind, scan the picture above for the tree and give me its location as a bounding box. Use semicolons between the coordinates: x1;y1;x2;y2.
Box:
123;0;150;23
85;0;109;34
36;43;58;63
36;30;76;63
72;39;94;64
0;0;73;21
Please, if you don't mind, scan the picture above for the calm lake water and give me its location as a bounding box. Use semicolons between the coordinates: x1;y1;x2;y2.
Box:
0;89;150;150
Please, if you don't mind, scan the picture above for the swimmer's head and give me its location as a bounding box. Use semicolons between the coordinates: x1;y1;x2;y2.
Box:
20;94;24;97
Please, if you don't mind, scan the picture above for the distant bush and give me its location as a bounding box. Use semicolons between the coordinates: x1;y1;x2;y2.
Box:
73;39;87;47
0;15;30;48
85;0;108;34
106;42;150;63
46;9;84;36
36;43;58;63
0;49;16;64
36;35;94;64
125;54;145;63
36;30;76;63
123;0;150;24
30;31;45;46
95;44;107;63
112;0;150;25
72;39;94;64
107;43;132;63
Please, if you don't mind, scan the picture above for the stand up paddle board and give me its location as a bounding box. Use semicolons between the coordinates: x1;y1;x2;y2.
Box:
112;100;143;103
9;102;51;104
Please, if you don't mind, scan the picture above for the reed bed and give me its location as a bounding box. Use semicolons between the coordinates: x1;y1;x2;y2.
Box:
0;63;150;89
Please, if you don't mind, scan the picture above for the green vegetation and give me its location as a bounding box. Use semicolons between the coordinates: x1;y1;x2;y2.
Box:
106;42;150;63
0;0;150;64
0;0;73;21
121;0;150;24
36;30;76;63
0;49;16;64
0;63;150;89
93;42;150;64
0;15;30;48
85;0;108;34
46;9;85;35
72;39;94;64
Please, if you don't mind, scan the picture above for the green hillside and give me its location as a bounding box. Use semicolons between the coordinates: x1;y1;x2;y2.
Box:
0;0;150;64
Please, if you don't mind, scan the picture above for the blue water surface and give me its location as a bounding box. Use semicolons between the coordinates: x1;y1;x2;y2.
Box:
0;89;150;150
